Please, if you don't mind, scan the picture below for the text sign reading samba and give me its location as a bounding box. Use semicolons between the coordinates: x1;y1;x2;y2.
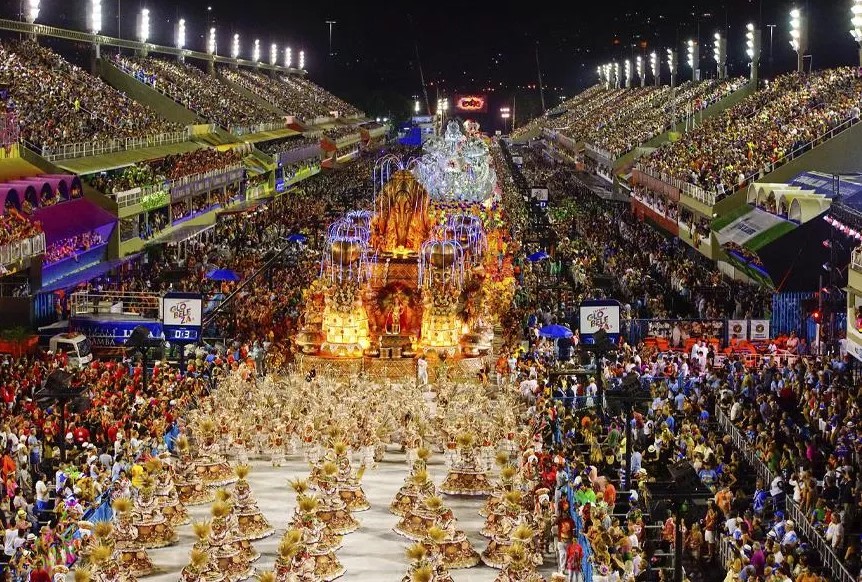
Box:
162;292;203;343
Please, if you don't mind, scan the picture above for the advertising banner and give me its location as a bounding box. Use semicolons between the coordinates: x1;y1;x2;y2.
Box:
728;319;749;341
162;292;203;343
454;94;488;113
749;319;770;341
579;300;621;345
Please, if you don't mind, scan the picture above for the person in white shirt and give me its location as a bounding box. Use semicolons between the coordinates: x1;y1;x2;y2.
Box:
35;475;49;512
825;514;843;549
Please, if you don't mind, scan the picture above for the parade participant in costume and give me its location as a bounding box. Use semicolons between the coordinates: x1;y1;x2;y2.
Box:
309;463;360;535
288;479;343;553
394;497;480;569
481;459;519;517
331;441;370;512
174;436;215;506
233;465;275;541
131;476;178;549
110;498;153;577
212;489;260;563
483;523;540;570
148;458;190;527
273;530;319;582
193;418;237;487
206;501;255;581
390;468;436;517
179;548;225;582
439;432;493;496
482;490;527;539
282;503;344;582
401;542;454;582
87;544;135;582
493;542;546;582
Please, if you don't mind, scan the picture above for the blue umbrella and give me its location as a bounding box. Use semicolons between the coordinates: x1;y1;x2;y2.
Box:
285;233;307;243
539;324;573;339
206;268;240;282
528;250;550;262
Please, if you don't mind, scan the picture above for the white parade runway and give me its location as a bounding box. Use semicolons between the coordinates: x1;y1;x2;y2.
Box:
145;447;560;581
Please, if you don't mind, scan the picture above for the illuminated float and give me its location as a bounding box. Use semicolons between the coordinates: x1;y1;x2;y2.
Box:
296;121;514;377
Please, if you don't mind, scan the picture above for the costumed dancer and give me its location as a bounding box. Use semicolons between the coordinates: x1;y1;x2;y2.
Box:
174;436;215;506
193;418;237;487
148;458;190;527
233;465;275;541
131;476;178;549
312;463;360;535
213;489;260;563
110;498;154;577
206;501;255;581
439;432;493;496
401;542;454;582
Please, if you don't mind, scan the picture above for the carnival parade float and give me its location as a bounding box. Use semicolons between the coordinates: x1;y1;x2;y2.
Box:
295;121;516;379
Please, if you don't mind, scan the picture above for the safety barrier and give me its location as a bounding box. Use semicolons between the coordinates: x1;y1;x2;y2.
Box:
0;233;46;266
40;129;190;162
113;183;170;209
715;405;856;582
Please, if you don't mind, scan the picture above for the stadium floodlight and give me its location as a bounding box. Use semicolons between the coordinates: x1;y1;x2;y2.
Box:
624;59;631;88
500;106;511;119
414;99;421;114
852;0;862;65
650;51;659;85
687;39;700;81
231;33;240;59
207;27;216;55
746;23;762;82
613;62;620;88
713;32;726;79
26;0;39;24
253;39;261;63
789;7;807;72
270;43;277;65
636;55;644;87
137;8;150;43
299;50;305;70
176;18;186;50
89;0;102;34
666;48;676;87
596;65;603;83
285;47;292;68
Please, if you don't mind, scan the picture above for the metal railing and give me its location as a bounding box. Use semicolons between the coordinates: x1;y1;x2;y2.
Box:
41;129;190;162
70;290;162;320
229;121;287;137
113;184;169;209
715;405;856;582
585;142;614;163
169;164;244;189
0;233;46;266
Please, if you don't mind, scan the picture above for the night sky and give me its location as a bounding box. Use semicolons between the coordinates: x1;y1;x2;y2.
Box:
26;0;862;128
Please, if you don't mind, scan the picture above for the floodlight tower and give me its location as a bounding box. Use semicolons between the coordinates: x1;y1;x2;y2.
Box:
299;50;306;70
207;27;217;74
650;51;659;86
624;59;632;88
713;32;727;79
613;62;620;88
231;33;240;69
667;47;677;87
636;55;645;87
789;7;807;73
253;39;261;64
88;0;102;60
175;18;186;62
687;40;700;81
851;0;862;66
25;0;39;24
136;8;149;56
285;47;293;69
746;23;762;84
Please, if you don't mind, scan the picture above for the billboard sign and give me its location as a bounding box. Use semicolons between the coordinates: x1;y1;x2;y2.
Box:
454;94;488;113
162;292;203;343
579;300;621;344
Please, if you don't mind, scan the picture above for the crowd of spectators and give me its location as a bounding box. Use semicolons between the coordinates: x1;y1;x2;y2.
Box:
220;70;361;120
0;210;42;247
258;134;320;157
511;85;606;139
113;56;282;131
323;126;362;142
43;232;105;265
638;68;862;200
631;186;679;222
0;42;179;150
589;77;748;159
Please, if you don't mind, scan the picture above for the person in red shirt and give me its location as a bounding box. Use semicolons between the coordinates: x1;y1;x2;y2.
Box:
73;425;90;444
566;540;584;582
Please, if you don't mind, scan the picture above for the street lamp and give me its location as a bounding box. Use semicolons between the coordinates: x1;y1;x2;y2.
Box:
789;7;807;73
285;47;292;68
667;48;677;87
25;0;39;23
231;33;240;60
137;8;149;43
176;18;185;50
207;27;216;55
650;51;659;86
299;50;305;70
852;0;862;66
624;59;631;88
253;39;260;63
746;23;762;83
636;55;645;87
687;39;700;81
713;32;727;79
270;43;277;66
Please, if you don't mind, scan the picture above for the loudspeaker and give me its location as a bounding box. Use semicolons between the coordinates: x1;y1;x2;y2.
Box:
126;325;152;350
